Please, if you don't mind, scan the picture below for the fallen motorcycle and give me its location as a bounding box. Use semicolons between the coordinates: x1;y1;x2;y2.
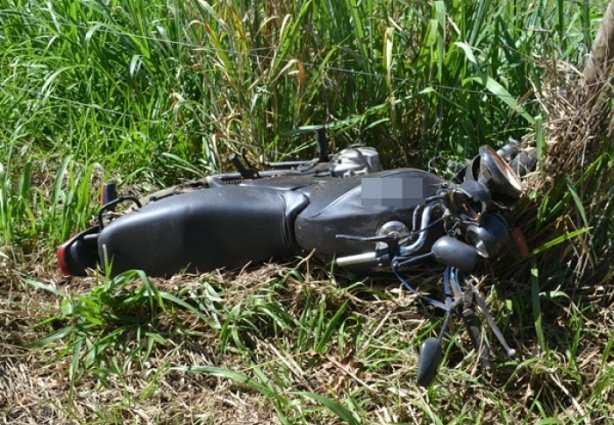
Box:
57;131;535;386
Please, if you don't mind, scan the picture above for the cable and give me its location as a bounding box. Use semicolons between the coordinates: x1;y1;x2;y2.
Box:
392;266;449;311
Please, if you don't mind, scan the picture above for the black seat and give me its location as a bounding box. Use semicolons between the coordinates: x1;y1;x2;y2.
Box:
98;186;308;276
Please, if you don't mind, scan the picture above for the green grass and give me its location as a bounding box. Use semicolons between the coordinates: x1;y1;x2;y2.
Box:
0;0;612;423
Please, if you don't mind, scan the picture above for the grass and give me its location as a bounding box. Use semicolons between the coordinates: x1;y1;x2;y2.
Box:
0;0;613;423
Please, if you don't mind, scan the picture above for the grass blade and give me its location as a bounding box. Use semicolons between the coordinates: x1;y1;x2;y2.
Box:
531;227;592;255
182;365;273;396
531;261;547;353
298;392;360;425
469;76;535;124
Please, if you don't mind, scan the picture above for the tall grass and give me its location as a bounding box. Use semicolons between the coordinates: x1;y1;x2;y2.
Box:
1;0;608;253
0;0;612;423
0;0;602;170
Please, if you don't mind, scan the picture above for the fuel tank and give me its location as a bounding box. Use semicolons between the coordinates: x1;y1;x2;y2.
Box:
293;169;446;260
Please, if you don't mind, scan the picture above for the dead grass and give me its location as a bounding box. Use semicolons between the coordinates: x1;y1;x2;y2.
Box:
1;244;612;424
530;63;613;281
1;71;613;425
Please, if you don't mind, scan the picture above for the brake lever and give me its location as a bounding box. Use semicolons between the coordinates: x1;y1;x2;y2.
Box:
460;290;491;367
444;270;491;367
465;280;516;358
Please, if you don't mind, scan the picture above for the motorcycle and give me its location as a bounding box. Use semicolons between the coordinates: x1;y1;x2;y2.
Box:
57;130;536;386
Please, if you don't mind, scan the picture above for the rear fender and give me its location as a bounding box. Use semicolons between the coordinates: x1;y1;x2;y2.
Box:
57;226;100;276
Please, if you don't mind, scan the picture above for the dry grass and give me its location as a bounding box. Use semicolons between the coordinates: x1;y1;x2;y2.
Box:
1;227;612;424
1;79;613;423
1;1;613;421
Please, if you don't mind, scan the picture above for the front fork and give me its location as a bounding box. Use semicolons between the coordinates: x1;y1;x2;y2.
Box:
415;267;516;387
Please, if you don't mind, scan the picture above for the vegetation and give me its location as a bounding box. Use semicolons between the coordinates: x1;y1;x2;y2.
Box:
0;0;612;423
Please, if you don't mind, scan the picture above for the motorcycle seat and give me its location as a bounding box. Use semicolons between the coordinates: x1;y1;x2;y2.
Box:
97;186;308;276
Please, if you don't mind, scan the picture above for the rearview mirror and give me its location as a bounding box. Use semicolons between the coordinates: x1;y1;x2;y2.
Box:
432;236;479;271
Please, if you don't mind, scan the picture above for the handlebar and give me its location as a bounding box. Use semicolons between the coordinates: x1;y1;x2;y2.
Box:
335;202;442;267
336;252;378;267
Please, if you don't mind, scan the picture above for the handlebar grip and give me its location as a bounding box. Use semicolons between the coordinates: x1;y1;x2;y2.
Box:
496;139;519;159
509;150;537;177
336;252;377;267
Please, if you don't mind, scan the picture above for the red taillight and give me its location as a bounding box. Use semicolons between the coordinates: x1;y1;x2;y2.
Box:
56;226;100;277
56;243;71;276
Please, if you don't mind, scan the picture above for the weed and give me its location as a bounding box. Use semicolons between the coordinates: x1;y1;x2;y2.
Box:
1;0;612;423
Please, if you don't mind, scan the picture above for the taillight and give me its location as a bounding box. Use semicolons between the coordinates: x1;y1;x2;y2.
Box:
56;243;71;276
55;226;100;277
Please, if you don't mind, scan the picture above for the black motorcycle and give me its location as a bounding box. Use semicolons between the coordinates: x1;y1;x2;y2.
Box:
57;131;535;386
